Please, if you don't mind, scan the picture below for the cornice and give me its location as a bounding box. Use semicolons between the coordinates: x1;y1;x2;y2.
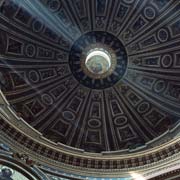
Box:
1;90;180;177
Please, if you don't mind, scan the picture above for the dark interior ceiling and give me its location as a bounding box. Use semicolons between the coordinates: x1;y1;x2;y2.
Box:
0;0;180;153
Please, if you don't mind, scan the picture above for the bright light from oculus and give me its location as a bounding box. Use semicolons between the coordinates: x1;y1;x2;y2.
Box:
85;50;111;75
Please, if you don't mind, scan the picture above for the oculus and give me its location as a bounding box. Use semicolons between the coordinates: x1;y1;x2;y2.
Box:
69;31;128;89
85;49;111;75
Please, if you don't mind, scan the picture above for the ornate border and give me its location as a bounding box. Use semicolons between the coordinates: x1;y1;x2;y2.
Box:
0;90;180;177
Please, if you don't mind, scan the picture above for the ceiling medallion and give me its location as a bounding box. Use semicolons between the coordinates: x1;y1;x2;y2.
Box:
69;31;128;89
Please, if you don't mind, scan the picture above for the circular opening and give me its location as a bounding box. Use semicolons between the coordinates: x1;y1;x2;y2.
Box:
85;49;111;75
70;32;127;88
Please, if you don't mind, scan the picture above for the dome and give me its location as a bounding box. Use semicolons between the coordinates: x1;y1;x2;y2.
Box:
0;0;179;155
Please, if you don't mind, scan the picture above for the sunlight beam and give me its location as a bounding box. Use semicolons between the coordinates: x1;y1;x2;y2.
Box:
12;0;80;42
